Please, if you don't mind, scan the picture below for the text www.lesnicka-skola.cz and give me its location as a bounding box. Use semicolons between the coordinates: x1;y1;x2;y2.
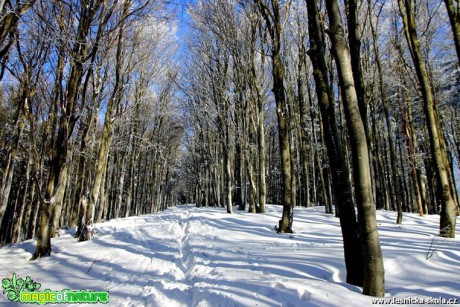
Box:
371;297;458;305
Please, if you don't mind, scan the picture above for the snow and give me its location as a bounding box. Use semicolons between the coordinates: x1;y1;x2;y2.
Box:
1;205;459;306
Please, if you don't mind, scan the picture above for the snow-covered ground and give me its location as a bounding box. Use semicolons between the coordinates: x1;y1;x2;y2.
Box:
1;205;459;306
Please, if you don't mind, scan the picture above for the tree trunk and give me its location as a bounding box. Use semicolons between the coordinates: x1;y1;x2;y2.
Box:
398;0;457;238
325;0;385;296
305;0;364;287
297;42;310;208
50;152;70;236
310;108;318;207
345;0;371;144
225;122;233;214
33;103;72;259
70;87;99;228
404;97;426;216
125;134;137;218
96;165;108;223
24;182;35;237
247;108;258;214
86;0;129;226
31;0;110;258
444;0;460;63
0;98;27;226
367;3;403;223
249;17;266;213
257;0;293;232
150;154;158;213
257;104;266;213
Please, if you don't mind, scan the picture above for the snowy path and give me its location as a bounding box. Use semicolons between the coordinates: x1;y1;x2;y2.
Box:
0;205;459;306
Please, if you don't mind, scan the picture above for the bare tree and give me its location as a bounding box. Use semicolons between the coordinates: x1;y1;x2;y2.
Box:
325;0;385;296
444;0;460;62
0;0;37;79
397;0;458;238
256;0;293;233
305;0;364;288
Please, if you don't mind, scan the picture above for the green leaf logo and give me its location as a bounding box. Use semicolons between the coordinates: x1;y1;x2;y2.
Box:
2;273;41;302
1;278;11;290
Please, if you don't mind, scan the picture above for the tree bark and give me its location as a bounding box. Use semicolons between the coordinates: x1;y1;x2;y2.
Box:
0;98;27;226
256;0;293;232
248;15;266;213
305;0;364;287
367;1;403;223
86;0;130;227
325;0;385;296
344;0;370;142
444;0;460;63
398;0;458;238
225;124;233;214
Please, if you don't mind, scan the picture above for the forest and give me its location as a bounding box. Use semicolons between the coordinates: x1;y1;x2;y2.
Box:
0;0;459;299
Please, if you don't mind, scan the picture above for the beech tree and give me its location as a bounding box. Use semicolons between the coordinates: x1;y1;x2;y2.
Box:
0;0;37;79
324;0;385;296
0;0;181;255
31;0;124;259
305;0;364;288
397;0;458;238
255;0;294;233
0;0;458;299
444;0;460;62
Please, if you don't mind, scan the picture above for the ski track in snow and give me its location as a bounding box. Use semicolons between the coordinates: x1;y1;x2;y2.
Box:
0;205;459;306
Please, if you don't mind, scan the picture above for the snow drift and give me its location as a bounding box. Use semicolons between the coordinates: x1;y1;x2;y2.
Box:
0;205;459;306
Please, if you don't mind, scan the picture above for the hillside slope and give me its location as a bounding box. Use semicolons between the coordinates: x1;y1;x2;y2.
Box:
0;205;459;306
